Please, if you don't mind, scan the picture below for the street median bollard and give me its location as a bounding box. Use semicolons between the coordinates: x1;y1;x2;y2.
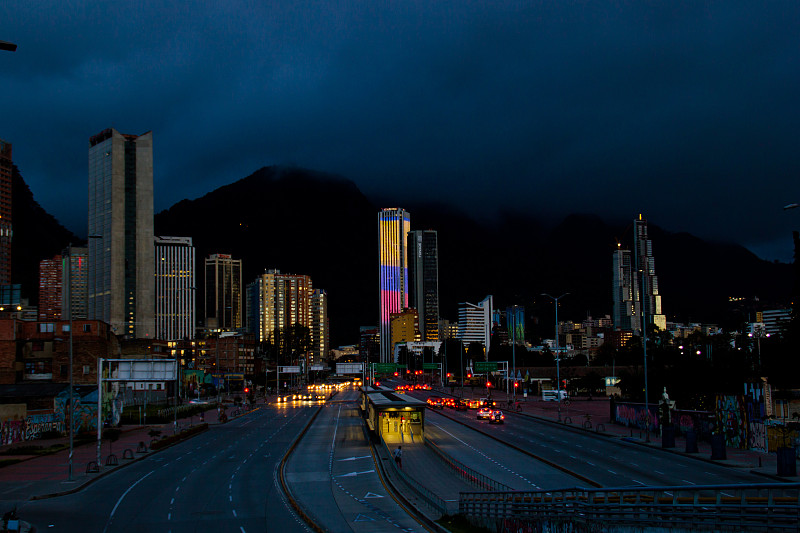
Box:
685;430;698;453
710;434;727;460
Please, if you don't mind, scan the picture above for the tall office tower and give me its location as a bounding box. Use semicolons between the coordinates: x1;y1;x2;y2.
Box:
63;247;89;320
379;208;411;362
246;270;312;343
612;247;635;331
205;254;242;331
506;306;525;345
88;128;155;339
310;289;329;365
457;295;493;353
0;140;13;286
633;215;666;332
407;230;440;342
155;236;195;341
38;256;62;320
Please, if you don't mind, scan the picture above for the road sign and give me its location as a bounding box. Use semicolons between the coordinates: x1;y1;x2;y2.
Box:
278;366;300;374
422;363;438;370
373;363;396;373
475;361;498;372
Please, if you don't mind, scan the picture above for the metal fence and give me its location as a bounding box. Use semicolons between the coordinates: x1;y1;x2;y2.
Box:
425;437;513;492
460;483;800;532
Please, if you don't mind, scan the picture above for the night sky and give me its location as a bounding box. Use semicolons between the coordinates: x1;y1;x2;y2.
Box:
2;2;799;261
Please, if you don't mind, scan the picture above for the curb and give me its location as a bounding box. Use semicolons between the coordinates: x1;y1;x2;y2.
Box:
29;423;216;501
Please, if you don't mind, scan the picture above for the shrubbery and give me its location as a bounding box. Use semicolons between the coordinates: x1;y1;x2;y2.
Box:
150;423;208;450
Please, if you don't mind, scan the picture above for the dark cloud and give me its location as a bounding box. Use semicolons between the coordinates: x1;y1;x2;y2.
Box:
2;1;799;261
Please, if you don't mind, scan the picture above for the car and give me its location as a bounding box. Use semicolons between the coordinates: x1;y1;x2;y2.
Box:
477;407;493;420
454;399;469;411
489;410;505;424
427;397;444;409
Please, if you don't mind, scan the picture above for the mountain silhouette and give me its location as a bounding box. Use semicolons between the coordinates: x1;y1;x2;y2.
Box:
154;166;792;345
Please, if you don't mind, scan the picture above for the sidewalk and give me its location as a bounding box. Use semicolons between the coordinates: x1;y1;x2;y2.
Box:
439;386;797;482
0;399;263;520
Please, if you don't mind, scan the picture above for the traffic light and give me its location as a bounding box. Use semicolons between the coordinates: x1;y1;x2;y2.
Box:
562;379;567;389
446;373;452;378
467;373;472;379
514;381;518;388
394;372;399;377
485;381;492;388
244;387;250;393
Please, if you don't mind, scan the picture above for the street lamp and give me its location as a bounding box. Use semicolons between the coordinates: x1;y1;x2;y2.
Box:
541;293;569;422
64;244;74;482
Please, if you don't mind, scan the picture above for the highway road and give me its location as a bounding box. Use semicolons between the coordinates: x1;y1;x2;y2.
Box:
412;391;768;490
17;403;318;533
284;390;425;532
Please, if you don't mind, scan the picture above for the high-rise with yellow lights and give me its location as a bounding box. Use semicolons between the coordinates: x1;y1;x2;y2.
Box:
379;208;411;362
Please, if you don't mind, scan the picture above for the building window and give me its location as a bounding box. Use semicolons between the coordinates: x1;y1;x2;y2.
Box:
38;323;55;333
62;325;70;333
83;365;90;374
83;324;92;333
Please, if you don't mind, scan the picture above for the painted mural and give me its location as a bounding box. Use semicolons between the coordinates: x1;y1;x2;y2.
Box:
716;395;748;449
54;391;98;434
24;411;63;440
0;419;26;445
615;402;659;432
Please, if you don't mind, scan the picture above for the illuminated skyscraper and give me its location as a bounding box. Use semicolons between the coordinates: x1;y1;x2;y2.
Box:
205;254;242;331
379;208;411;362
407;230;439;342
88;128;155;338
612;247;635;331
457;295;493;353
155;236;195;340
633;215;666;332
310;289;329;365
38;256;62;320
246;269;312;342
613;215;666;334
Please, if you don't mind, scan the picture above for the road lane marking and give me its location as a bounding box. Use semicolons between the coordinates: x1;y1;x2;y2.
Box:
104;470;155;533
168;513;171;520
607;469;617;474
170;498;174;505
632;480;645;485
682;480;696;485
654;470;664;475
233;510;237;517
587;462;595;466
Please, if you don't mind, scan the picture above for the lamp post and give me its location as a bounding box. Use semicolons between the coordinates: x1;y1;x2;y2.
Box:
541;293;569;422
65;244;74;481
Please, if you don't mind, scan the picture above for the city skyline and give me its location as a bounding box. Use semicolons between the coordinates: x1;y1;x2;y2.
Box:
2;3;800;263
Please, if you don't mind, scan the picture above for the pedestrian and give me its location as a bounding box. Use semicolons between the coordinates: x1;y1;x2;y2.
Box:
393;445;403;468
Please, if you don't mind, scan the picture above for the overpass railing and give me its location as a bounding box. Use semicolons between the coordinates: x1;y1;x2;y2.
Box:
460;483;800;532
426;436;513;492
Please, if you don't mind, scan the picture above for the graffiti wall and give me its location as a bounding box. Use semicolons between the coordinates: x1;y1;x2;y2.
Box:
24;411;63;440
1;419;26;445
615;402;659;433
54;392;98;435
716;395;748;449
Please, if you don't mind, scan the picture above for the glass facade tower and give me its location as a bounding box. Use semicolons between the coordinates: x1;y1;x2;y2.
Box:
87;128;155;338
407;230;440;341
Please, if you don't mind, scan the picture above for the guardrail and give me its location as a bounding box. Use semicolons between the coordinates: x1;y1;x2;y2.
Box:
459;483;800;532
382;440;449;516
425;437;513;492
